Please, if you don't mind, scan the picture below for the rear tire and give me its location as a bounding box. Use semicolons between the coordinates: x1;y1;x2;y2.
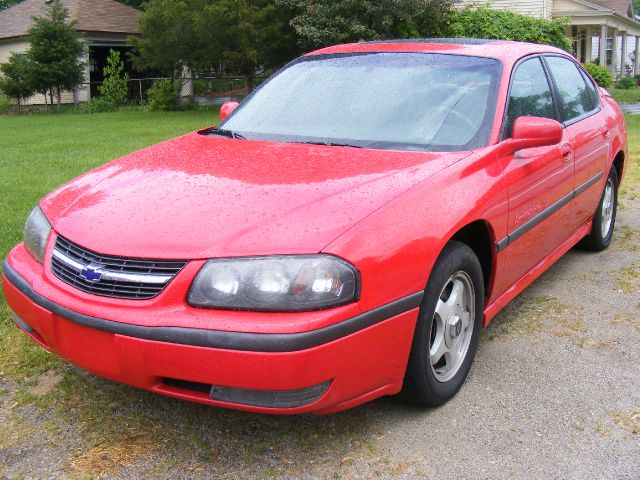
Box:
583;166;618;252
402;241;484;407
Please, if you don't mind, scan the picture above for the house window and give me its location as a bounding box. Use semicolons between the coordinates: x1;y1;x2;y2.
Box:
606;38;613;66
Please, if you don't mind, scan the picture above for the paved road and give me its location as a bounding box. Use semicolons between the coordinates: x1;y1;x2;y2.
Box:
1;191;639;479
620;103;640;115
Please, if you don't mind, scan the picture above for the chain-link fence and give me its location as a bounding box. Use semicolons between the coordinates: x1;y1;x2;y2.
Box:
74;76;270;105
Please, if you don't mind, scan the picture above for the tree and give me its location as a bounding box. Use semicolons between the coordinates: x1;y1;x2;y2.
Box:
448;7;572;52
204;0;300;92
27;0;85;107
131;0;299;95
99;49;129;107
0;53;35;110
280;0;453;49
130;0;214;77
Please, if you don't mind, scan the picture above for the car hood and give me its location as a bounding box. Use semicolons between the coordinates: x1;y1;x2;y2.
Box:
41;132;468;259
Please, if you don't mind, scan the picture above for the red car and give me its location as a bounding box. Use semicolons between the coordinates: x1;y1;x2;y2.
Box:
2;39;626;414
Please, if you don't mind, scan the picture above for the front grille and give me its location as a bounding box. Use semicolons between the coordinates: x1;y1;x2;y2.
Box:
50;235;187;300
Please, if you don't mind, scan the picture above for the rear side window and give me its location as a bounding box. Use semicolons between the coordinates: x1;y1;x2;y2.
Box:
505;57;556;138
545;56;595;122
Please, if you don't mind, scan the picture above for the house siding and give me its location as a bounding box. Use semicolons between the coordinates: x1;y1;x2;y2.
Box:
0;38;89;105
554;0;583;13
0;38;30;64
455;0;554;19
546;0;555;19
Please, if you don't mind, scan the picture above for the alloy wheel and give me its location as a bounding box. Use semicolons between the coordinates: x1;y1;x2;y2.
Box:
429;271;475;383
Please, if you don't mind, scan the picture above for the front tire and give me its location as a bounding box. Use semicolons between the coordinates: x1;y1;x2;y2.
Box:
402;241;484;407
584;166;618;252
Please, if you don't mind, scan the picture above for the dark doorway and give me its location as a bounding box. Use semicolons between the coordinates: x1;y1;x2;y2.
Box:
88;46;136;100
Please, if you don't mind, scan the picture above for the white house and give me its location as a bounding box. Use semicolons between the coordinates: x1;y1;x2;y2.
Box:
0;0;140;104
456;0;640;76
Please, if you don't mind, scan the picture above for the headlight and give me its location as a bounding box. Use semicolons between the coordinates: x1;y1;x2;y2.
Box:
24;206;52;264
188;255;359;312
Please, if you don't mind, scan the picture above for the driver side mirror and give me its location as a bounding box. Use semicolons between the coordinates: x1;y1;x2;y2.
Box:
504;116;563;154
220;101;239;121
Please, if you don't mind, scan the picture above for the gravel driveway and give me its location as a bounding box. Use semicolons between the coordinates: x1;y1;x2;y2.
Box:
1;191;638;480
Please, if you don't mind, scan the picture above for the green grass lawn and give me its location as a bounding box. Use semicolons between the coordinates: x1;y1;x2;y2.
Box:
610;88;640;104
0;110;638;477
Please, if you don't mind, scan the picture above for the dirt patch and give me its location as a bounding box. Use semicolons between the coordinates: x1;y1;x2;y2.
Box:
610;405;640;435
616;263;640;293
0;410;37;449
486;295;577;340
28;370;64;397
612;314;640;334
67;434;159;477
611;225;640;252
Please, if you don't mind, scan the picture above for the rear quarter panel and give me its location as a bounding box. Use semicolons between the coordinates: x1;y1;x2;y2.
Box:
601;91;628;182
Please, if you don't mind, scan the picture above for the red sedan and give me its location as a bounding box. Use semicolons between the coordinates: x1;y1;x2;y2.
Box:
2;39;626;414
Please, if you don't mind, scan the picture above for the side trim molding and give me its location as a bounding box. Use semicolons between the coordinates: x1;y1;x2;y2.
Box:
497;171;603;253
2;260;423;353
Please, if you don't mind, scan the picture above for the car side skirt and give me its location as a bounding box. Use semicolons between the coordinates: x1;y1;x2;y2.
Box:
484;220;592;325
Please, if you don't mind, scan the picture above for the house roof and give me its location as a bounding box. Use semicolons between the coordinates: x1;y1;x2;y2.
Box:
587;0;635;17
0;0;140;40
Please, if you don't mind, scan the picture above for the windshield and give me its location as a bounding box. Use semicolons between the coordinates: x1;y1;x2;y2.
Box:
217;53;502;151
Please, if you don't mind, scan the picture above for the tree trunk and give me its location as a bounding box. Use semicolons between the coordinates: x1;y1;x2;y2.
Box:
244;74;254;95
56;87;62;107
49;89;54;107
42;91;49;110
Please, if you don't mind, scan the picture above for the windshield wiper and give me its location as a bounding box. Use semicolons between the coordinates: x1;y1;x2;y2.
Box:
293;141;363;148
208;128;246;140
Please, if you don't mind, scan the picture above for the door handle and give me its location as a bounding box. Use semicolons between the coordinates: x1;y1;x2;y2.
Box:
601;126;611;139
560;144;573;162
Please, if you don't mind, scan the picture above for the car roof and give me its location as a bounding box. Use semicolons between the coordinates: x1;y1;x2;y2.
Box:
306;38;569;62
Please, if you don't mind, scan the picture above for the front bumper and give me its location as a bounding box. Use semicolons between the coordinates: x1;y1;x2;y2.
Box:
2;249;421;414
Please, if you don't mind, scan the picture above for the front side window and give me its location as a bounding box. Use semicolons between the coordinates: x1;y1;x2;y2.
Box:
505;57;556;138
218;53;502;151
545;56;595;122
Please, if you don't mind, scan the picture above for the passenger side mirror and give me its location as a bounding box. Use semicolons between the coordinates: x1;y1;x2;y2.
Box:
220;101;239;121
505;116;563;153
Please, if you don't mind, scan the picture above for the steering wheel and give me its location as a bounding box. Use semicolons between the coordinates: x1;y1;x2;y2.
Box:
445;109;478;132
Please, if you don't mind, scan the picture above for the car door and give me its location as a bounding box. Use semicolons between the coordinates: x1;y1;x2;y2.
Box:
495;56;575;294
543;55;610;228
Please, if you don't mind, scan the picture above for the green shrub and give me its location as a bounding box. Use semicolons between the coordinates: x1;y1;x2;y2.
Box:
0;52;35;108
615;75;636;90
147;79;179;111
81;97;116;113
193;79;209;95
0;95;11;113
98;49;129;108
448;7;572;51
583;63;612;88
